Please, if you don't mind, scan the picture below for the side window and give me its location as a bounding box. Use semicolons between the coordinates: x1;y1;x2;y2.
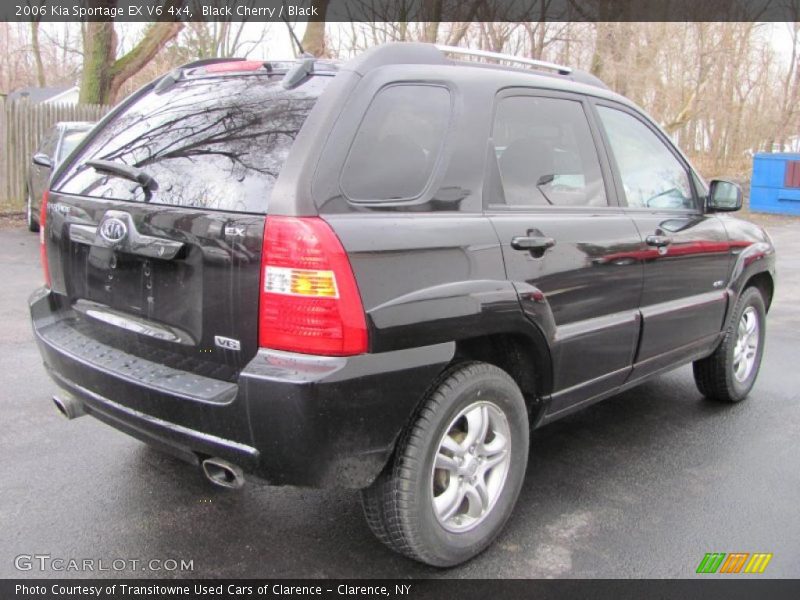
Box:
492;96;607;207
38;129;59;158
596;106;694;210
57;130;87;163
340;85;450;202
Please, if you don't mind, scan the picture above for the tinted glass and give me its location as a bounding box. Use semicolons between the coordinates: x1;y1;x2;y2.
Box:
597;106;694;209
341;85;451;202
38;128;59;157
57;130;88;163
56;75;328;213
493;96;607;207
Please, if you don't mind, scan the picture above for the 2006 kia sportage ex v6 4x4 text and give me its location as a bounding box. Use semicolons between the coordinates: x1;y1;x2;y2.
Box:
30;43;775;566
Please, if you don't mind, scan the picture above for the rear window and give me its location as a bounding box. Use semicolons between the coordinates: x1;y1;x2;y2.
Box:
55;75;328;213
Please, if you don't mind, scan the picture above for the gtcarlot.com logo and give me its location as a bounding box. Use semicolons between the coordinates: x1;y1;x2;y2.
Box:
696;552;773;574
14;554;194;573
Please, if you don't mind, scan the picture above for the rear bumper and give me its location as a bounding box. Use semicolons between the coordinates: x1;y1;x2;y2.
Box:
30;287;454;488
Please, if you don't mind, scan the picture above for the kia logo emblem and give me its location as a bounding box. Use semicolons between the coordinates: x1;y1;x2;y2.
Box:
99;217;128;244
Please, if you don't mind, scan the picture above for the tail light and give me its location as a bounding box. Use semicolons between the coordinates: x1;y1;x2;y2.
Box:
39;190;50;287
258;216;368;356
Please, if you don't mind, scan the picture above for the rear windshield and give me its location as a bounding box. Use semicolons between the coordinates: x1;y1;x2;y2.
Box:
55;75;328;213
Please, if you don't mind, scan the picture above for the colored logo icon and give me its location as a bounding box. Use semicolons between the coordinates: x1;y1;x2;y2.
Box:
696;552;773;574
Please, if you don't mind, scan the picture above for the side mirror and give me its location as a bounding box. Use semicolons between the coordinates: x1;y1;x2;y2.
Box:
32;153;52;168
707;179;742;212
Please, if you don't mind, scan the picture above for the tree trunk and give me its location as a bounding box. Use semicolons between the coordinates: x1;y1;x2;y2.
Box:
107;22;183;101
420;0;442;43
300;0;329;57
79;21;116;104
79;19;183;105
30;20;45;87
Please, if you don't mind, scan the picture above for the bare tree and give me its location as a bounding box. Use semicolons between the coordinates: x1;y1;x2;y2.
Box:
3;15;797;177
775;2;800;150
183;20;267;59
79;1;184;104
28;1;46;87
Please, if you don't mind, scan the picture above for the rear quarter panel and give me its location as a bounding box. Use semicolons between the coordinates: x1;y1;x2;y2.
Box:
323;213;523;353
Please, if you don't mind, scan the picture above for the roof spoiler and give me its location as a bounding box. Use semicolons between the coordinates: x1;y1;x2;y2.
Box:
154;58;251;92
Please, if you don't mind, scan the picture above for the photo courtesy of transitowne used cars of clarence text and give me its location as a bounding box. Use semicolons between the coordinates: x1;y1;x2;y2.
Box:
29;43;776;567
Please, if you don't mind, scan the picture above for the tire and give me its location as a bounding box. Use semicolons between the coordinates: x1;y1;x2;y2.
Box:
26;186;39;233
360;361;529;567
693;286;766;403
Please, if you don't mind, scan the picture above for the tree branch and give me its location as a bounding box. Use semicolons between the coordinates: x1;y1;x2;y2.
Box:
109;21;184;101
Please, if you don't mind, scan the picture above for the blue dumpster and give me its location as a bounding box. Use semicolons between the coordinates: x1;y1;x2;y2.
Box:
750;152;800;215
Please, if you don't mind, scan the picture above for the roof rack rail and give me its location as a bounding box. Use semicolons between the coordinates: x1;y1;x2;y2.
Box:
435;45;572;75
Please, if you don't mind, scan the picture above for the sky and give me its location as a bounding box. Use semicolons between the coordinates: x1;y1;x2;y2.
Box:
36;20;799;68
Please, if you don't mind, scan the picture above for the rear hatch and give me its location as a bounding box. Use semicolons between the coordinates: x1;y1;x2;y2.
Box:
45;65;331;382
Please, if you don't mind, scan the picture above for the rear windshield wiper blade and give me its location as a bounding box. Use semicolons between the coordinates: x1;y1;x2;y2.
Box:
83;159;159;194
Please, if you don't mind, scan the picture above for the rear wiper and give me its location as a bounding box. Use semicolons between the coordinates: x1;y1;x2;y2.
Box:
83;159;159;200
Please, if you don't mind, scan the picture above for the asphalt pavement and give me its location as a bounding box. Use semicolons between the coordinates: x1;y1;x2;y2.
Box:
1;220;798;579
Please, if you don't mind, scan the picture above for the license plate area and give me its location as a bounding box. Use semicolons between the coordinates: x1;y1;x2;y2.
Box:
68;243;202;342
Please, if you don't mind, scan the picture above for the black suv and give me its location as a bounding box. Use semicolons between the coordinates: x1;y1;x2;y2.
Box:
30;44;775;567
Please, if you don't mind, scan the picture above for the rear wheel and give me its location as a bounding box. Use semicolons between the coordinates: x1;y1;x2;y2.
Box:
693;286;766;403
26;187;39;233
360;362;529;567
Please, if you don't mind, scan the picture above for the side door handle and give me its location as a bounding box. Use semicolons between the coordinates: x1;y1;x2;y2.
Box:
510;235;556;252
645;234;673;247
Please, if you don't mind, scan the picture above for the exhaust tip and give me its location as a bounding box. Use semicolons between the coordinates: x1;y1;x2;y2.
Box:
52;394;85;420
201;458;245;490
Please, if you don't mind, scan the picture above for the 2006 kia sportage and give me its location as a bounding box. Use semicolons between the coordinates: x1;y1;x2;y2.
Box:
30;43;775;566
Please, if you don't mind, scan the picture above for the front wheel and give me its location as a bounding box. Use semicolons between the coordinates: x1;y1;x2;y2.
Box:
360;361;529;567
693;286;767;403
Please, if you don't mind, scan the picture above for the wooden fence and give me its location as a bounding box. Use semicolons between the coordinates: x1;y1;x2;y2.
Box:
0;99;110;210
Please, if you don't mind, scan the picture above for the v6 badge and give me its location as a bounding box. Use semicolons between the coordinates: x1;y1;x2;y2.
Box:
214;336;241;351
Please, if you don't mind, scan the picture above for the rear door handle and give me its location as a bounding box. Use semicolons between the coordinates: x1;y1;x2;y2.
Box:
510;236;556;252
645;235;672;247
